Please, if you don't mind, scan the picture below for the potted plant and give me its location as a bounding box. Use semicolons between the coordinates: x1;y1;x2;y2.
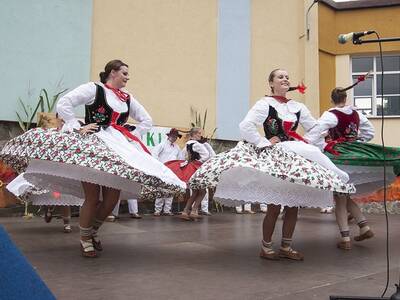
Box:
16;87;67;131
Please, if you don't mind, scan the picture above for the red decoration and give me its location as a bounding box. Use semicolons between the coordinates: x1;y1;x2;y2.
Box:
296;82;307;94
52;191;61;199
357;75;366;82
110;112;151;155
104;84;130;102
283;121;308;143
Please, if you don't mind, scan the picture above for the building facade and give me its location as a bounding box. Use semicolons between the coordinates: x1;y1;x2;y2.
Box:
1;0;399;145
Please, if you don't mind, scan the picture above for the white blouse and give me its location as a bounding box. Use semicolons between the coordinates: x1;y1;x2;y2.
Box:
239;96;317;148
181;140;210;163
56;82;152;137
305;105;375;150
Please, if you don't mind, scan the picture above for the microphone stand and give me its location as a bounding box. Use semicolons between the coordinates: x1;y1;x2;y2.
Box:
353;36;400;44
306;0;319;40
331;32;400;300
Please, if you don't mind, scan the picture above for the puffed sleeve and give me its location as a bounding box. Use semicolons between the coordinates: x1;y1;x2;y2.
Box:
203;142;216;157
180;146;187;160
299;104;317;133
192;142;210;162
305;111;338;150
357;113;374;142
151;141;164;160
239;100;271;147
56;82;97;132
129;97;153;138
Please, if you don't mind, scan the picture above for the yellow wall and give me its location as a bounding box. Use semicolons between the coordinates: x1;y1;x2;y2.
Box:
251;0;304;103
91;0;217;134
335;6;400;55
319;50;336;114
369;118;399;147
251;0;320;118
318;3;400;147
319;4;400;55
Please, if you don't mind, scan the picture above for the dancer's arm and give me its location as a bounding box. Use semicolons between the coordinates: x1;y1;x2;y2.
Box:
357;113;374;142
128;97;153;138
239;100;271;148
305;111;338;150
192;142;210;162
299;104;317;133
203;142;216;157
56;83;97;132
151;141;164;160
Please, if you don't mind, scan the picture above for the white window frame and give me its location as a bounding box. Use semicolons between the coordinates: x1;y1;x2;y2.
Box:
350;54;400;117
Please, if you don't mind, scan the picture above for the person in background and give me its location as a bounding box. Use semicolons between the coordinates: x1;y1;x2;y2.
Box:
152;128;183;216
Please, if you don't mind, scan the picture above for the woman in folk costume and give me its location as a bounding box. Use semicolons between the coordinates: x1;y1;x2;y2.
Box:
189;69;355;260
165;127;211;220
0;60;185;257
306;74;400;249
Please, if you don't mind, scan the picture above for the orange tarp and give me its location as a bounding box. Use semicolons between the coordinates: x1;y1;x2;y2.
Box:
354;177;400;203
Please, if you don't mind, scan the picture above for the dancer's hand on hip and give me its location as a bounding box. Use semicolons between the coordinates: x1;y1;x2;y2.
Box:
79;123;98;135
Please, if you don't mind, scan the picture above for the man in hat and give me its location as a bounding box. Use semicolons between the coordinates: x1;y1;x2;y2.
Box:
152;128;183;216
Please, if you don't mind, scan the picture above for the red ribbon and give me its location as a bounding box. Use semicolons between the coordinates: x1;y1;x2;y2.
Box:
104;83;130;102
357;74;366;82
324;137;346;156
283;121;308;143
296;82;307;94
111;112;151;155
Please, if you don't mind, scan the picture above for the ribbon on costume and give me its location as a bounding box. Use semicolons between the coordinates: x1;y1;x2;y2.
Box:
111;112;151;155
104;84;130;102
324;137;346;156
283;121;308;143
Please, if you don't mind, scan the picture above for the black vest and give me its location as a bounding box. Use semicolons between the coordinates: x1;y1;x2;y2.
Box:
263;106;300;142
187;142;201;161
85;84;131;129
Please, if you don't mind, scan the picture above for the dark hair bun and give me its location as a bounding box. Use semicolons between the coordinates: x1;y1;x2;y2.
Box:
99;71;107;83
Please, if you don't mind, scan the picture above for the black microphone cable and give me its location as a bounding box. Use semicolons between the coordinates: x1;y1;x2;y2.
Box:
373;30;390;299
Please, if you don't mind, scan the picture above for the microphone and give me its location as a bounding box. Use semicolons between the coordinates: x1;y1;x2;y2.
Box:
338;31;374;44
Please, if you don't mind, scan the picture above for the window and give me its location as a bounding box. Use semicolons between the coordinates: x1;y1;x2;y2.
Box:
351;55;400;116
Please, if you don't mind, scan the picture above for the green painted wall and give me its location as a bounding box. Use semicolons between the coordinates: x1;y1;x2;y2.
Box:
0;0;92;121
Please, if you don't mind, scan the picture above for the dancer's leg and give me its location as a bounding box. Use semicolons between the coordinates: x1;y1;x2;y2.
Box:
334;193;351;250
260;204;281;260
346;195;374;241
62;206;72;233
279;206;303;260
80;182;100;257
190;189;206;217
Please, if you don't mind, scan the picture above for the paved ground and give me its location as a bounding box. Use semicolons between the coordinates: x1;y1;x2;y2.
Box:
1;209;400;300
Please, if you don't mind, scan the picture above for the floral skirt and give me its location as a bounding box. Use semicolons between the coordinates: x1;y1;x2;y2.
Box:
325;141;400;195
0;128;185;205
188;142;355;208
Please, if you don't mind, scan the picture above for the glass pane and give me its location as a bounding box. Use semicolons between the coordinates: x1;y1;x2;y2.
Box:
352;57;373;72
376;96;400;116
376;74;400;95
376;56;400;72
352;75;372;96
354;97;372;116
